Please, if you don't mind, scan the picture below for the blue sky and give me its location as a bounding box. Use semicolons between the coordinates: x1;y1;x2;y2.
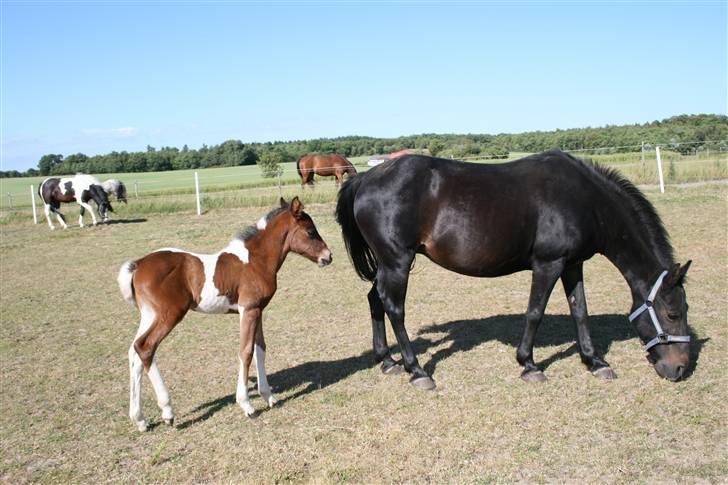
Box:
1;1;725;171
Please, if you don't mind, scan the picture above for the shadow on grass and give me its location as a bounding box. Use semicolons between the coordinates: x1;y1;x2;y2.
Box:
176;313;708;428
103;218;148;225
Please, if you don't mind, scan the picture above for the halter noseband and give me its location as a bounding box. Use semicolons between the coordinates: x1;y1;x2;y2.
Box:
628;270;691;351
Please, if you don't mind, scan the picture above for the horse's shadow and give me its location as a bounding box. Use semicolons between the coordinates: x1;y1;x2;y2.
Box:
104;218;147;225
177;313;708;428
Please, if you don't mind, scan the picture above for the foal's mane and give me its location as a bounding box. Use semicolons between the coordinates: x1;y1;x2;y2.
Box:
236;207;287;241
562;151;675;267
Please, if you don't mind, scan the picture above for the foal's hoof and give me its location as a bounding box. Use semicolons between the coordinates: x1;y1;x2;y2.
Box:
164;418;174;426
592;367;618;380
135;420;148;432
410;376;436;391
381;360;404;375
521;370;548;383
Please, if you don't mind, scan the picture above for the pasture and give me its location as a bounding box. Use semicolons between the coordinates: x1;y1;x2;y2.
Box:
0;183;726;482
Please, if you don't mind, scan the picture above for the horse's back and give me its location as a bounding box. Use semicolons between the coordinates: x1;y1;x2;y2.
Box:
352;151;605;276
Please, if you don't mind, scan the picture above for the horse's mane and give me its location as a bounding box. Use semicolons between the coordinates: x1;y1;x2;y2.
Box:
561;151;674;267
236;207;287;241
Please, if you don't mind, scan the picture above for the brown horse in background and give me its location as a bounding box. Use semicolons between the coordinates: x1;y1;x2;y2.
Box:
297;153;357;188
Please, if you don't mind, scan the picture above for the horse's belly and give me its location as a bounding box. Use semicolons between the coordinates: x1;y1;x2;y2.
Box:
421;237;530;277
194;292;238;314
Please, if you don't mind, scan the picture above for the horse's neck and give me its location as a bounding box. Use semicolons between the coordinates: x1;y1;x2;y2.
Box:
603;232;665;306
244;226;290;275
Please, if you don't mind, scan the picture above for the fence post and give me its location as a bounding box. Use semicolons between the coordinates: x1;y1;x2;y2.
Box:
30;185;38;224
655;146;665;194
134;181;139;199
194;171;202;215
7;193;12;209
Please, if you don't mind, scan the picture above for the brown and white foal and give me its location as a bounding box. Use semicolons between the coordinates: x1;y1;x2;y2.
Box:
117;197;332;431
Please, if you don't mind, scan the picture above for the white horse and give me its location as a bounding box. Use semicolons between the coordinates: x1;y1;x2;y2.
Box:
38;174;113;230
102;179;128;204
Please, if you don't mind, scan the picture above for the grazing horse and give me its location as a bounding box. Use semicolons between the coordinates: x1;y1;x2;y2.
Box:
117;197;332;431
38;174;113;230
297;153;357;188
336;150;692;390
101;179;128;204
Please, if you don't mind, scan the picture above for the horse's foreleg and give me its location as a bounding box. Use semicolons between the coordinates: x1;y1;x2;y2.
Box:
376;264;435;390
561;263;616;379
77;201;98;226
43;204;56;230
254;315;277;408
517;258;565;382
237;306;259;416
368;284;402;374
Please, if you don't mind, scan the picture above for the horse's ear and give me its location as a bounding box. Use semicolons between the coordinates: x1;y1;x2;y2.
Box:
665;260;692;287
279;197;287;208
290;196;303;219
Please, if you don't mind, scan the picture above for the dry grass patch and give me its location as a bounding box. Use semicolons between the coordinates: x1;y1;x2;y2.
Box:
1;185;726;483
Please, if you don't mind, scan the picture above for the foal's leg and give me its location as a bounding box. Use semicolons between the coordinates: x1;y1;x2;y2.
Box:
377;263;435;390
517;259;565;382
561;263;616;379
368;284;402;374
254;316;277;407
128;305;155;432
236;306;258;416
131;304;186;430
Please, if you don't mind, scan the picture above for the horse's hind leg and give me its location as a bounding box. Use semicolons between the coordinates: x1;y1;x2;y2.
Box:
561;262;616;379
517;259;565;382
129;305;155;431
376;263;435;390
129;304;185;431
368;284;402;374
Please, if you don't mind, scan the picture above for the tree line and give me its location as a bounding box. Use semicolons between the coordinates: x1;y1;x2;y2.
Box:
2;114;725;178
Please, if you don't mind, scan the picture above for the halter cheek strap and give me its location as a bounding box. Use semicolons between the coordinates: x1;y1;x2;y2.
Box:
628;270;691;351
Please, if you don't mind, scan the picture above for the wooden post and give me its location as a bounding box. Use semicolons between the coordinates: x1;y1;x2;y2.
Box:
194;171;202;215
30;185;38;224
656;146;665;194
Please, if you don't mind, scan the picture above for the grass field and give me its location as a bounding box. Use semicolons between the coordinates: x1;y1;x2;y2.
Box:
0;182;726;482
2;151;725;213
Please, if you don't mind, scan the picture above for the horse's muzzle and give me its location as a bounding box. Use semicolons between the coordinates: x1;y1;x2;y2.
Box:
318;250;333;267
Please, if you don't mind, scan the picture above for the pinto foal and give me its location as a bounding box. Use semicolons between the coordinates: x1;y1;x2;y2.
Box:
118;197;332;431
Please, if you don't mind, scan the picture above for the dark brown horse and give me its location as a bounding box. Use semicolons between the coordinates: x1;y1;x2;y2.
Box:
336;150;692;390
297;153;357;188
118;197;332;431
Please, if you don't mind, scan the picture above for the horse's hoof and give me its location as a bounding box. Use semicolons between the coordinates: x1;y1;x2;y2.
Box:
592;367;618;380
264;394;278;408
239;400;256;417
164;418;174;426
410;376;436;390
135;420;148;432
521;370;548;383
381;361;404;375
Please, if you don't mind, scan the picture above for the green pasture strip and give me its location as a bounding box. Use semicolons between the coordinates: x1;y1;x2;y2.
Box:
2;151;725;210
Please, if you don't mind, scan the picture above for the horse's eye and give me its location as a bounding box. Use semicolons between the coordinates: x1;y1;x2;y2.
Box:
667;312;681;320
307;229;317;239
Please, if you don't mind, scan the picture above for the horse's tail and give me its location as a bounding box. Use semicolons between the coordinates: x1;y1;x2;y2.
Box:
296;156;303;178
117;260;138;307
335;174;377;281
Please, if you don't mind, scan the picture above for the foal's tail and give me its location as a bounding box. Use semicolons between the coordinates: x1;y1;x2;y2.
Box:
117;261;138;307
335;174;377;282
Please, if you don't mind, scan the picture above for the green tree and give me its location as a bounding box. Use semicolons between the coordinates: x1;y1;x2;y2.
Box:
257;150;284;178
38;154;63;175
428;140;445;157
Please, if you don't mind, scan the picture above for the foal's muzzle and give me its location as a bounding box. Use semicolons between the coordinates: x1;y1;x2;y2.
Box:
318;250;333;267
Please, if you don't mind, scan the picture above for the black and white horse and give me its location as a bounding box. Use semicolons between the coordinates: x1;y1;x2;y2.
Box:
39;174;114;230
102;179;128;204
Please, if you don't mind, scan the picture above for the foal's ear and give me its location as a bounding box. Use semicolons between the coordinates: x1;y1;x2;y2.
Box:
665;260;692;287
279;197;288;208
290;196;303;219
